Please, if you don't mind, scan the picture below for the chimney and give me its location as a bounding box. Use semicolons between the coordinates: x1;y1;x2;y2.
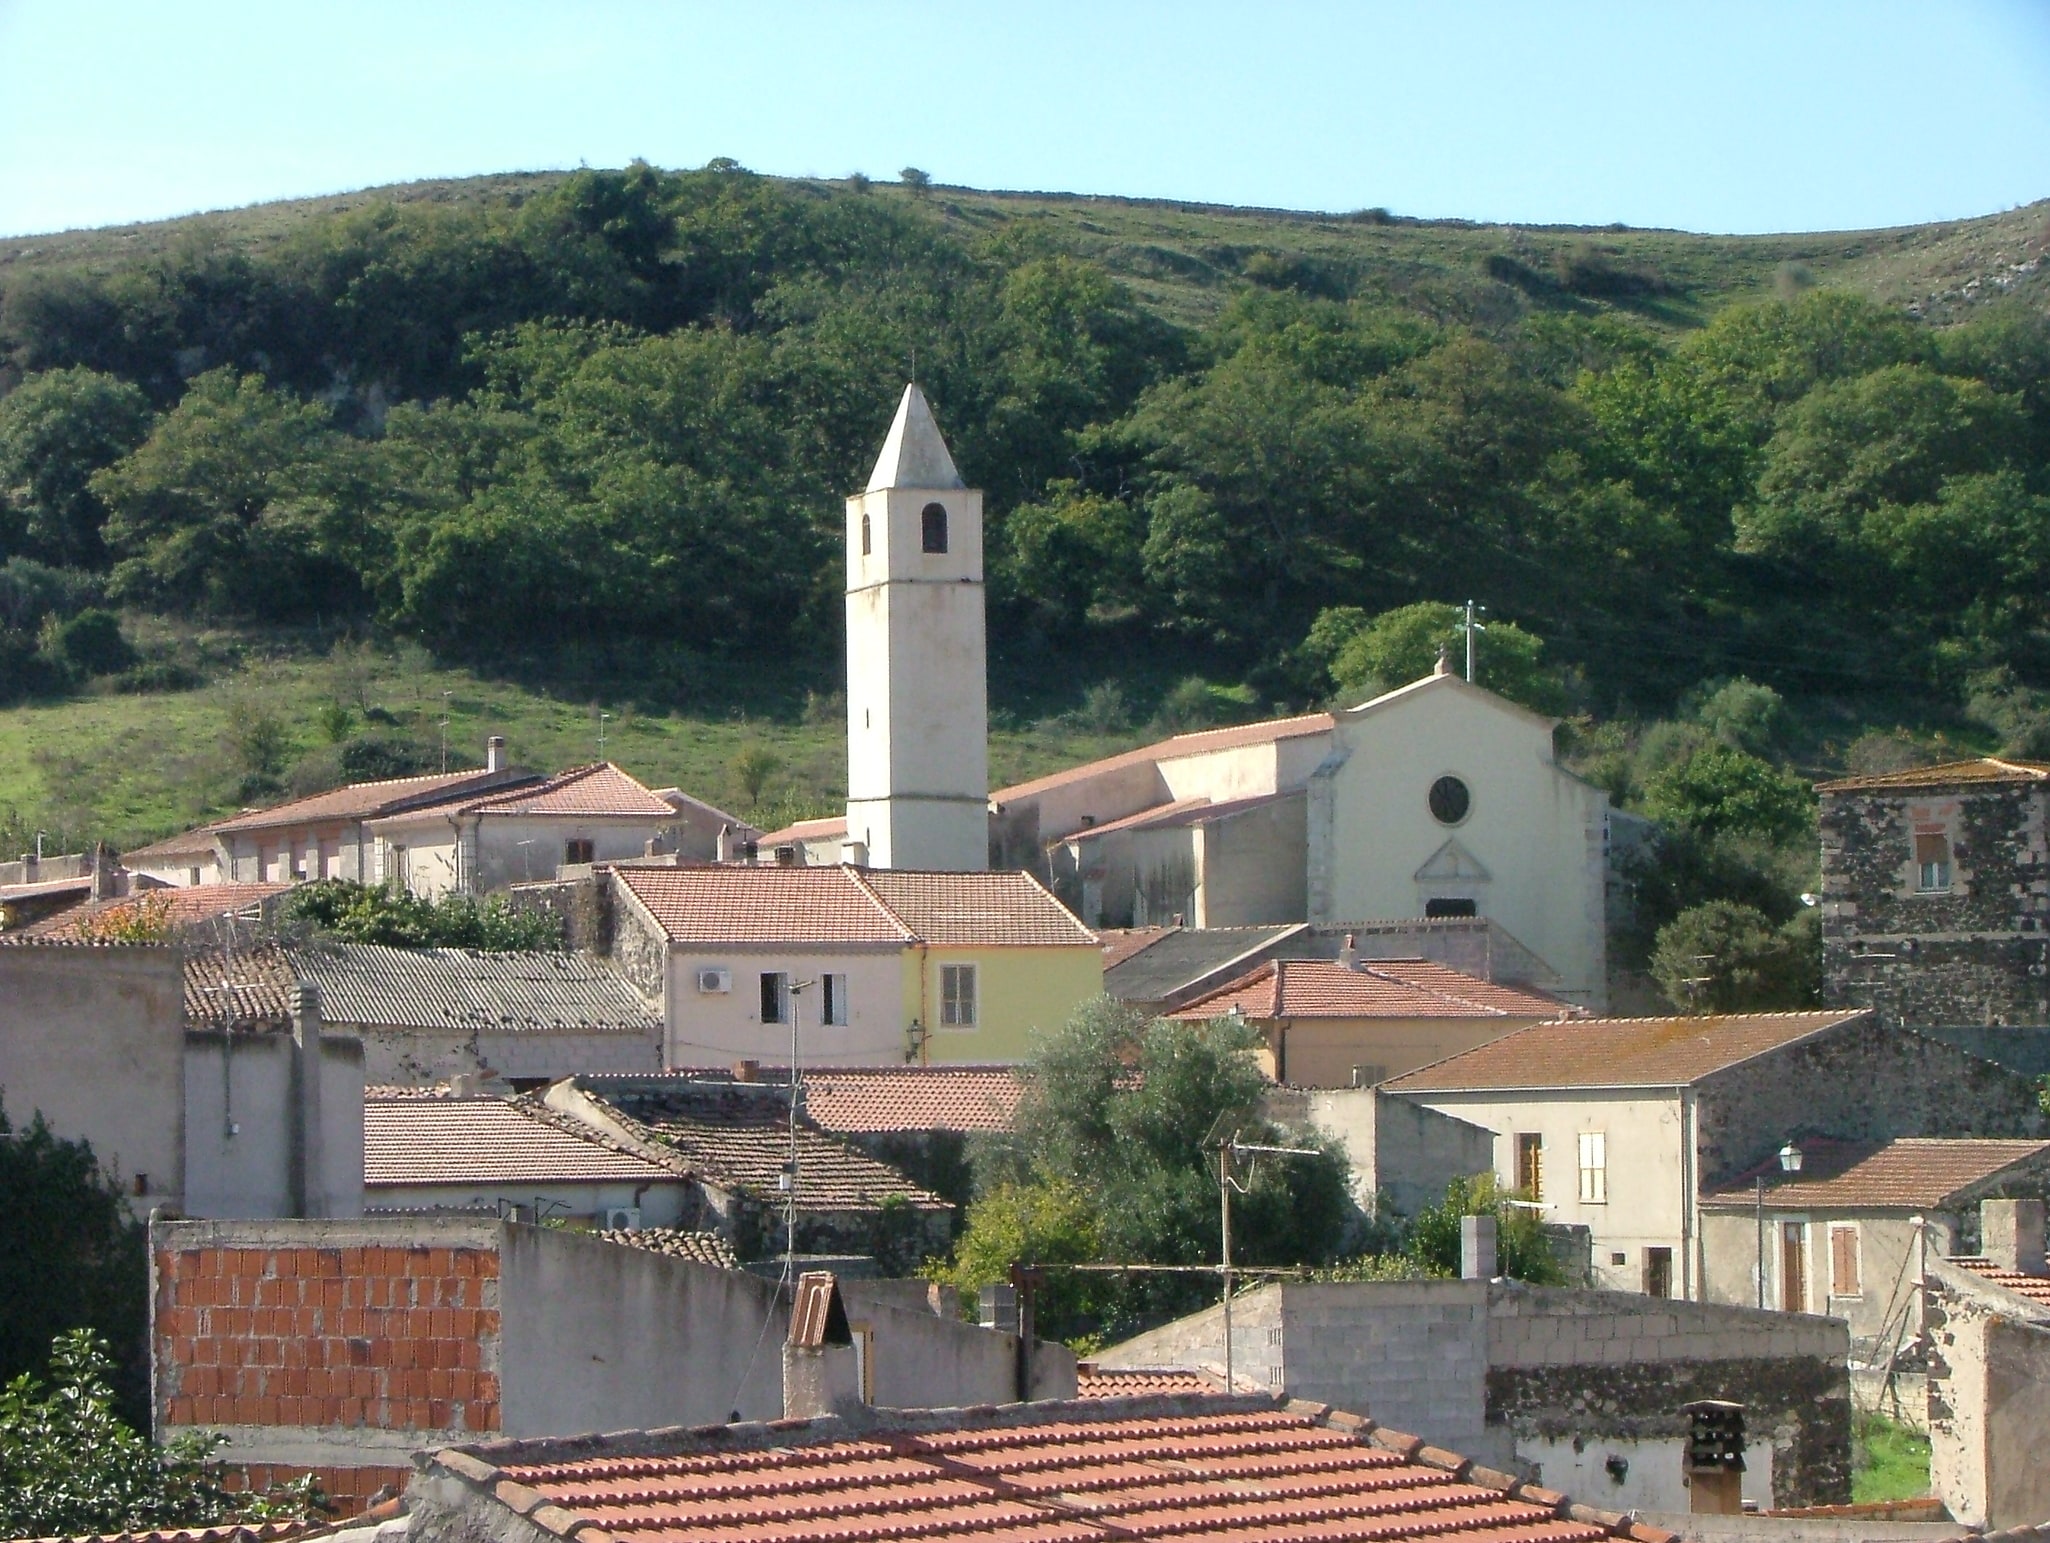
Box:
774;844;799;867
1339;932;1359;970
732;1058;760;1083
288;985;328;1218
1434;643;1454;676
1460;1214;1498;1280
783;1273;865;1419
1983;1198;2047;1276
841;839;868;867
90;842;116;901
486;735;507;773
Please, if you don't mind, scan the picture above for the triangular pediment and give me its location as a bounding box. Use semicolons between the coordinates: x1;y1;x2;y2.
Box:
1415;838;1490;883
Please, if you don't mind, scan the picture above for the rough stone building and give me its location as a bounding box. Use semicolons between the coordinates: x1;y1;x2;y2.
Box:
1818;757;2050;1031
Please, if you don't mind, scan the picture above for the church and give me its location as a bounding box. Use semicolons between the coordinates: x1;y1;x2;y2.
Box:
765;384;1617;1011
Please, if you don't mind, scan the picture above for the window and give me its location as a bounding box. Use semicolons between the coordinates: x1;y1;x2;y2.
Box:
860;512;872;556
1915;831;1952;892
920;502;949;553
1829;1224;1861;1297
1515;1133;1544;1201
564;837;595;865
822;972;850;1026
941;963;977;1027
1425;897;1477;919
759;971;789;1025
1577;1132;1608;1204
1428;775;1471;825
1643;1247;1673;1299
1780;1220;1807;1312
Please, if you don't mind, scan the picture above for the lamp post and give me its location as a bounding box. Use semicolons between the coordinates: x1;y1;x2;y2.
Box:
1755;1140;1805;1309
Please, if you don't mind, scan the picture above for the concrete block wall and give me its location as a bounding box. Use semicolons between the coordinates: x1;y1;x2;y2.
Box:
1282;1281;1495;1461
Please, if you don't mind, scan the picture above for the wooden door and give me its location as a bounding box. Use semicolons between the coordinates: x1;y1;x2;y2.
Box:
1780;1221;1806;1312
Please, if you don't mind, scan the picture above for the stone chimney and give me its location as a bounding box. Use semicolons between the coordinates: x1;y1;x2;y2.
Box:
1983;1198;2047;1276
1461;1214;1498;1280
783;1272;864;1419
486;735;507;773
90;842;116;901
1338;932;1359;970
732;1059;760;1083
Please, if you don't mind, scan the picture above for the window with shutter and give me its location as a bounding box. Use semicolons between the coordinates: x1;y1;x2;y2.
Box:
1914;831;1951;891
1830;1224;1861;1296
941;964;977;1026
1577;1132;1607;1204
1515;1133;1544;1201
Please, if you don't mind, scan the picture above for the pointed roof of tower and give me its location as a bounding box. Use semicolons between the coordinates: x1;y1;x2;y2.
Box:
865;383;965;491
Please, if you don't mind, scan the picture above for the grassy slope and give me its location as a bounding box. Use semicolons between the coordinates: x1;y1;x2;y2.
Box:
1;173;2046;846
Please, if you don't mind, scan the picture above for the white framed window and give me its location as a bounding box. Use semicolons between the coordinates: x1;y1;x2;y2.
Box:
941;964;977;1027
1577;1132;1607;1204
822;972;850;1027
1914;831;1952;892
759;971;789;1025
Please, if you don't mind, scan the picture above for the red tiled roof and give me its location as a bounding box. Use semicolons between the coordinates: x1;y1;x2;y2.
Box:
856;869;1098;948
120;828;220;862
435;1396;1672;1543
995;713;1336;803
1172;958;1575;1024
1075;1366;1221;1398
758;815;851;847
614;866;1097;949
1816;757;2050;793
207;768;529;834
1099;927;1175;970
184;944;299;1028
20;1525;330;1543
802;1068;1023;1134
1948;1256;2050;1309
600;1228;741;1270
23;882;293;941
364;1095;677;1187
1385;1010;1870;1093
1704;1138;2050;1210
616;866;913;945
453;762;677;819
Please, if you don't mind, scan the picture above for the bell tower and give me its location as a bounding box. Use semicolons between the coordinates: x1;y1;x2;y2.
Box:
844;384;989;871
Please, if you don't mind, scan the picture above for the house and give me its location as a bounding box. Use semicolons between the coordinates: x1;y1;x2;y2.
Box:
1819;757;2050;1034
544;1074;955;1271
362;1086;694;1225
1094;1273;1852;1513
0;942;362;1219
365;762;693;898
1168;947;1578;1087
774;661;1616;1009
291;940;663;1084
405;1382;1683;1543
150;1217;1073;1518
121;826;225;886
1699;1136;2050;1351
1383;1009;2049;1299
1102;915;1565;1014
11;879;293;940
608;863;1101;1066
208;745;536;885
1924;1198;2050;1529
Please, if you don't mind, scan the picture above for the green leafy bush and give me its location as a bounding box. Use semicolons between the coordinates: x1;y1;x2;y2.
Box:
277;879;564;950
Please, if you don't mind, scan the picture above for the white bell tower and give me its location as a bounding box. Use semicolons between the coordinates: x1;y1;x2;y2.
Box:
844;384;989;871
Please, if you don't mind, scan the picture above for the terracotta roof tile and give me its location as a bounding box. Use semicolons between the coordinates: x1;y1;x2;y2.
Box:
364;1095;677;1187
757;815;852;847
119;829;221;862
183;944;300;1029
22;883;293;941
801;1068;1023;1134
1815;757;2050;793
1172;958;1575;1023
615;865;913;945
451;762;677;819
20;1524;330;1543
1384;1010;1869;1093
585;1082;950;1212
206;767;531;834
444;1398;1664;1543
1704;1138;2050;1209
994;713;1335;803
600;1227;741;1270
1948;1256;2050;1308
1075;1366;1222;1398
1067;792;1297;842
855;870;1098;948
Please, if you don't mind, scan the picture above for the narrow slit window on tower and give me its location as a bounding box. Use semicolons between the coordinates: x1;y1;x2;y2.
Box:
860;512;871;556
921;502;948;553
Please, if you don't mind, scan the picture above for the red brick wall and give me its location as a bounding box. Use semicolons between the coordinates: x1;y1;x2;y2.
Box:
155;1242;502;1435
225;1462;413;1518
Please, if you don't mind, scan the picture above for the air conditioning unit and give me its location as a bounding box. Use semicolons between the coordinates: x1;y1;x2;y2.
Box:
697;967;732;994
603;1206;642;1232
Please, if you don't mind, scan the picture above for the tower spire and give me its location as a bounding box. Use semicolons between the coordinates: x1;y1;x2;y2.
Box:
866;383;964;492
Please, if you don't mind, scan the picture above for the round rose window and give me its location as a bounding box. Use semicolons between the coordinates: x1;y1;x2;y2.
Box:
1429;775;1471;825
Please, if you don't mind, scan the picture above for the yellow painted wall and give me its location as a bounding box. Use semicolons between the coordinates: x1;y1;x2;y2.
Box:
916;944;1103;1064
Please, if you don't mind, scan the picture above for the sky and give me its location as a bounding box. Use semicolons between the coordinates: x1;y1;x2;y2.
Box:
1;1;2048;240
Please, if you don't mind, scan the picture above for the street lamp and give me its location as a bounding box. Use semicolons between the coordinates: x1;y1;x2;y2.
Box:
1756;1141;1805;1309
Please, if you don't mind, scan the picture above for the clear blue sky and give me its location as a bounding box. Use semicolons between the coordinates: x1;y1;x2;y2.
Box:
2;0;2047;240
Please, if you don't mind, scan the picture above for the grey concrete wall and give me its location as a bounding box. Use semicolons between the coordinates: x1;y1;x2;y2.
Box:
351;1025;661;1086
849;1294;1076;1409
1983;1315;2050;1531
1696;1020;2048;1187
499;1223;788;1432
1261;1087;1493;1218
0;945;184;1212
182;1030;363;1219
1925;1255;2050;1529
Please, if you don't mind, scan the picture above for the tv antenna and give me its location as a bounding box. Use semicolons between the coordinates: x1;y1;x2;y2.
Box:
1209;1118;1322;1391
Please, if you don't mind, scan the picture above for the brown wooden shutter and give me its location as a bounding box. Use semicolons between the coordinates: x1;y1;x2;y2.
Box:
1830;1225;1860;1295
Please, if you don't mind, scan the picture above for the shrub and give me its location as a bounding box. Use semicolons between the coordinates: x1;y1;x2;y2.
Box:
47;609;135;677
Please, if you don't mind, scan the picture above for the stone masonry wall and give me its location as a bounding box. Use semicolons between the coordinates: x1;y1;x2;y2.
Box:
1821;782;2050;1028
1695;1017;2048;1186
1485;1283;1851;1509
